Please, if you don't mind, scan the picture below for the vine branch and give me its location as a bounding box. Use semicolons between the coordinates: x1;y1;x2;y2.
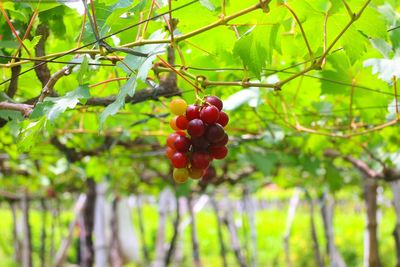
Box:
37;66;73;102
283;3;314;58
0;102;33;117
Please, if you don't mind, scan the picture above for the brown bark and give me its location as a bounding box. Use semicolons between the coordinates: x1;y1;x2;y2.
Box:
81;179;96;267
165;192;181;266
34;24;51;87
308;197;324;267
21;192;32;267
243;187;258;267
391;181;400;267
49;199;57;265
320;192;346;267
7;54;21;98
188;194;202;267
40;199;47;267
53;195;86;267
363;178;381;267
210;195;228;267
394;225;400;267
110;197;123;267
223;212;248;267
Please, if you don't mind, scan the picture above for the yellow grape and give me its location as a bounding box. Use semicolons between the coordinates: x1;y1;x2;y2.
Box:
189;168;204;180
170;99;187;115
173;168;189;183
170;117;179;131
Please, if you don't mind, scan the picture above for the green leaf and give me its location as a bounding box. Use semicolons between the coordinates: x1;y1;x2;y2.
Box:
99;75;137;128
176;180;192;197
0;110;22;121
325;163;343;192
105;0;141;29
0;40;18;49
305;0;332;13
23;35;42;54
40;85;90;121
117;30;167;78
320;70;351;95
77;56;89;85
17;117;46;152
357;6;387;39
321;53;353;95
233;27;269;80
38;6;67;36
30;101;53;119
341;26;366;64
248;150;278;176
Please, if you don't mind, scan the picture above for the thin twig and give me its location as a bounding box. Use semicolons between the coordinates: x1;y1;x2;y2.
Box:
89;77;129;88
157;55;201;91
141;0;156;38
317;0;372;66
283;4;314;58
122;0;272;48
89;0;100;37
0;2;31;55
13;10;38;58
322;13;329;68
202;79;275;89
295;118;399;138
341;0;354;18
136;12;144;41
349;79;356;129
77;8;87;47
0;1;199;86
81;0;100;42
393;76;399;117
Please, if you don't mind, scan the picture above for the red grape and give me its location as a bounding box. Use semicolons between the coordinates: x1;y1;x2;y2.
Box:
210;146;228;159
200;105;220;124
167;96;229;183
202;165;216;183
191;136;210;151
191;152;211;169
188;119;205;137
176;115;189;130
166;147;175;159
213;133;228;146
205;96;223;111
171;152;188;168
217;111;229;127
205;123;225;142
167;132;185;148
186;105;200;121
174;136;191;152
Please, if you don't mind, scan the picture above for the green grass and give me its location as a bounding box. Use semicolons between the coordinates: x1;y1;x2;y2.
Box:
0;195;397;267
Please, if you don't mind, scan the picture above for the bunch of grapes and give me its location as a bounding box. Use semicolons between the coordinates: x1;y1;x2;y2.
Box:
166;96;229;183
